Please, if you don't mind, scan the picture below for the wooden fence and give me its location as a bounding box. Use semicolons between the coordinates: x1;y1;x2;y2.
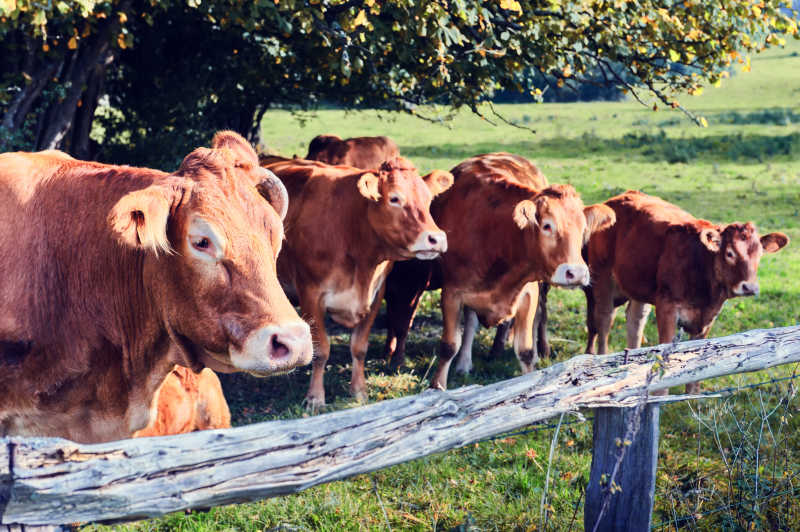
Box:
2;325;800;531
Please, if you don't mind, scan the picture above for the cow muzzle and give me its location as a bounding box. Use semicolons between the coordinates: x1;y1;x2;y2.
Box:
550;263;590;288
410;230;448;260
229;321;314;376
733;281;759;297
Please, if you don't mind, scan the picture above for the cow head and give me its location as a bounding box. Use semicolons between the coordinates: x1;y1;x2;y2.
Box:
513;184;615;287
358;157;452;260
700;221;789;297
306;134;341;159
109;131;312;377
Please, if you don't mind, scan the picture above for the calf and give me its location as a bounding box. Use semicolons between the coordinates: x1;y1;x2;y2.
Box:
133;365;230;438
585;190;788;392
0;131;312;442
263;156;453;407
306;134;400;169
384;153;615;390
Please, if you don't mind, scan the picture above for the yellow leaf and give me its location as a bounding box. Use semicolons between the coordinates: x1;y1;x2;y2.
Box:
118;12;127;24
67;36;77;49
668;49;680;62
353;9;367;27
562;64;572;77
499;0;522;13
117;33;126;49
42;43;50;52
752;5;761;17
699;116;708;128
742;56;751;72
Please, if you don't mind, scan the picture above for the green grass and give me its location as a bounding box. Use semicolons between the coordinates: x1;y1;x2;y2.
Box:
88;41;800;531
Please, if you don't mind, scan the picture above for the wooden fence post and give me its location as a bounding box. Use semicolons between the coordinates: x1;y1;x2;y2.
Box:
584;404;661;532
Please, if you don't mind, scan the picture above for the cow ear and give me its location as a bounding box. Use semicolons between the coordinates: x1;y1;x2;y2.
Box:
761;232;789;253
255;168;289;221
513;200;538;229
109;185;177;255
357;172;381;201
699;227;722;252
584;204;616;241
422;170;454;196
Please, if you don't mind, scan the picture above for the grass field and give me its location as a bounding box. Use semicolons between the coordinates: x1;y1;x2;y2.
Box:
91;41;800;531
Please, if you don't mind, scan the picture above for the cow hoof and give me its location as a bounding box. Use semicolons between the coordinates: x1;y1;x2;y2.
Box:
303;394;326;413
429;381;447;391
388;354;405;372
685;382;702;395
454;362;472;375
350;389;368;403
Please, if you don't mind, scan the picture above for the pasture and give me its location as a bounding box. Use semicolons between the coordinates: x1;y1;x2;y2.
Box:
91;42;800;531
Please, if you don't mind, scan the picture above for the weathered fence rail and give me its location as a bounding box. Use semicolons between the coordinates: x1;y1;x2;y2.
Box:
2;325;799;527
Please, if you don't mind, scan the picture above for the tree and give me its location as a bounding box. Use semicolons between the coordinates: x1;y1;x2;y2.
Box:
1;0;797;166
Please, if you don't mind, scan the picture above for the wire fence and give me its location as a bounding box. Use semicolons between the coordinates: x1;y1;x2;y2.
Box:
462;367;800;531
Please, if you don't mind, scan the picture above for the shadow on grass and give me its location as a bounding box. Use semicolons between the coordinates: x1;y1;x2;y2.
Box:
402;131;800;165
218;308;523;427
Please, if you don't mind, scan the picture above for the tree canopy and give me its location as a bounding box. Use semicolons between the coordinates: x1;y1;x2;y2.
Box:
1;0;797;166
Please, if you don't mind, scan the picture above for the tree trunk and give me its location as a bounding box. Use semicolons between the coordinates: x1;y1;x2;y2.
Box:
36;37;112;151
69;58;108;160
246;104;268;153
0;0;132;154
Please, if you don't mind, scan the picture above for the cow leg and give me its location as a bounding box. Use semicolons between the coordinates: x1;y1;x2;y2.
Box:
430;288;462;390
384;293;417;370
536;282;552;359
489;320;512;358
384;262;429;370
592;273;617;354
625;300;652;349
454;308;479;375
350;284;385;402
512;282;539;373
685;328;712;394
302;294;330;409
651;302;679;397
583;286;598;354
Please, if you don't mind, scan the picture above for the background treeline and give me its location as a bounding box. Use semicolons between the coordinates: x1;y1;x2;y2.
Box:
1;0;797;169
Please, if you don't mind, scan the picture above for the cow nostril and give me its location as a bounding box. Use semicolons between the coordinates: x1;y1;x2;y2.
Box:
270;334;290;359
428;234;438;246
565;269;575;280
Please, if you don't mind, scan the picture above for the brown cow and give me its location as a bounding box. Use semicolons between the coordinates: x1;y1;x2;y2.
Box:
263;156;453;407
306;135;400;169
384;153;552;372
585;190;788;392
384;153;616;390
0;131;313;443
133;365;231;438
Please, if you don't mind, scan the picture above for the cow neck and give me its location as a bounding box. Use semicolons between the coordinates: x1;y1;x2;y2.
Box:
673;241;726;311
351;196;392;265
703;249;729;312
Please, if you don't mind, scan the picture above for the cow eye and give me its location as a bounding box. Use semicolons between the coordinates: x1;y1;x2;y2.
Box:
542;222;553;233
389;193;403;207
193;237;211;251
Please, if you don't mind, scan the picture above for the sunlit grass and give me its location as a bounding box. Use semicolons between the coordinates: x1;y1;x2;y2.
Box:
87;40;800;531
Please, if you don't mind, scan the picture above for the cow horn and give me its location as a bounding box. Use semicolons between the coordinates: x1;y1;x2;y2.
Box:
256;168;289;221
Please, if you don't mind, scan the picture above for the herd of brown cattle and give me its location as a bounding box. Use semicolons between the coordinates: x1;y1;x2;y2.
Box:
0;131;788;443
